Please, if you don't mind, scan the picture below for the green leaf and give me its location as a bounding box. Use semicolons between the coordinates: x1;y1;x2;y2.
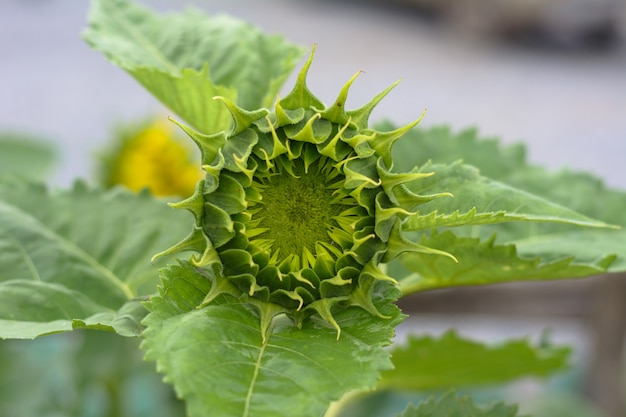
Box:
398;391;522;417
0;178;190;339
388;124;526;180
142;261;403;417
397;230;615;293
391;124;626;260
84;0;304;134
391;124;626;227
380;330;569;391
382;123;625;284
0;131;57;180
513;229;626;273
389;124;625;226
404;161;614;230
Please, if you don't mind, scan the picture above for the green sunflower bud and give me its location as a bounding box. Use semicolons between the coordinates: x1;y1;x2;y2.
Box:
156;47;453;335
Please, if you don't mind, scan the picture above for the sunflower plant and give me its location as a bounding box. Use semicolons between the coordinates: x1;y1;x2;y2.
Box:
1;0;624;416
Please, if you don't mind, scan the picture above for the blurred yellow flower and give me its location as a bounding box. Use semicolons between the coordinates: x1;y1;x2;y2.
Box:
100;119;202;197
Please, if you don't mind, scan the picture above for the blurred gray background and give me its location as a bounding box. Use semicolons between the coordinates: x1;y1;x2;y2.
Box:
1;0;625;189
1;0;625;416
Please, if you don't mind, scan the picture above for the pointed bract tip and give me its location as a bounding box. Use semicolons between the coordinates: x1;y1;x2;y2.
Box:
320;70;362;125
347;78;402;130
278;45;324;111
167;180;205;223
370;110;426;167
213;96;268;136
384;223;458;263
169;117;227;166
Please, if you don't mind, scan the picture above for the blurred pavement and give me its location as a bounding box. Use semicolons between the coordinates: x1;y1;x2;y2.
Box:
1;0;625;189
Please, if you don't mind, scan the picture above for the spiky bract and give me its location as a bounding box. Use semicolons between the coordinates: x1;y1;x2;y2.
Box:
159;49;450;333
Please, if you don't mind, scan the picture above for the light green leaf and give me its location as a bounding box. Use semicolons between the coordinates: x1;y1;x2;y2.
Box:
404;161;614;230
0;131;57;180
142;261;403;417
380;330;569;391
397;230;615;294
0;178;190;339
84;0;304;134
398;391;522;417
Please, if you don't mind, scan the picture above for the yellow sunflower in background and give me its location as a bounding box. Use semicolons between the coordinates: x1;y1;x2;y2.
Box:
99;118;203;197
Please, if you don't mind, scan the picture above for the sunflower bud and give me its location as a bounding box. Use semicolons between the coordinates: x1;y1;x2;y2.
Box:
157;48;451;334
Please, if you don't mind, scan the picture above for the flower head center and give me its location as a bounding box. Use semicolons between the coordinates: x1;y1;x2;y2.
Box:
250;157;349;268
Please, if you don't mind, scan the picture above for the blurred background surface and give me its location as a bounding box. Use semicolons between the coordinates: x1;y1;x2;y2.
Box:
0;0;625;416
0;0;625;188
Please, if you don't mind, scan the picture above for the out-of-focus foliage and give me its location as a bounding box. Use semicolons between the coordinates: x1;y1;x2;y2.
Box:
0;332;184;417
397;391;521;417
0;131;57;180
380;331;570;391
0;178;190;339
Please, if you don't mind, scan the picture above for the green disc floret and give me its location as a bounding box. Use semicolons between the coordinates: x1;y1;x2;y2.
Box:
249;156;355;269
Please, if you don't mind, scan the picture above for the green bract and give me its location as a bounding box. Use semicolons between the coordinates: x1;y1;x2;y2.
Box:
157;49;452;334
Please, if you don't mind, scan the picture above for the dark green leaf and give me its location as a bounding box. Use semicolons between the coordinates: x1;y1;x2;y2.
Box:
142;261;403;417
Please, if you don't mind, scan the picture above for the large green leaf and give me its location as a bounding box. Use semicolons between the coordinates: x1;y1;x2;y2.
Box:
0;178;190;339
380;331;569;391
84;0;304;134
396;230;615;293
388;124;624;226
398;391;522;417
404;162;613;230
142;261;403;417
391;124;626;243
0;131;57;180
395;124;626;223
381;123;625;286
